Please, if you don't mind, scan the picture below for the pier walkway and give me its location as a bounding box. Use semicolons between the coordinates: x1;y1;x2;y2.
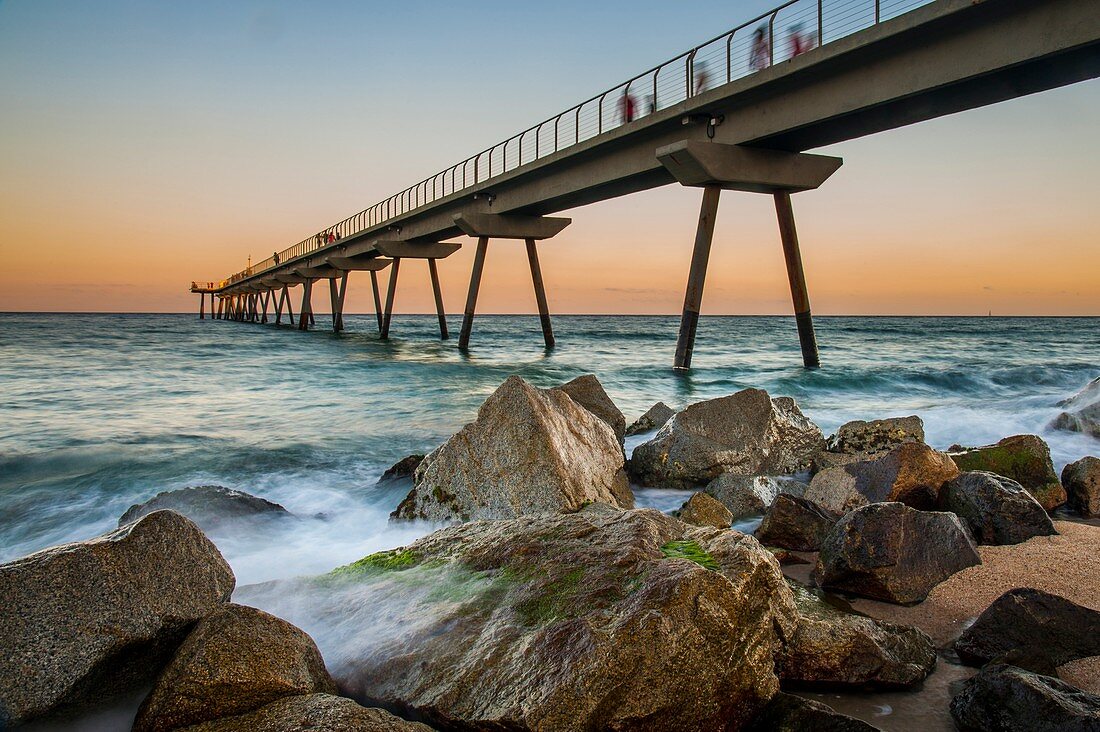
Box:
191;0;1100;368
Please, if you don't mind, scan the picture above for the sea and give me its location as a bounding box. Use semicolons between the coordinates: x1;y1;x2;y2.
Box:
1;312;1097;730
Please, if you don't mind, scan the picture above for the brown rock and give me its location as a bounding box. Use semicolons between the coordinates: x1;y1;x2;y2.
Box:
826;416;926;458
553;374;626;444
677;491;733;528
814;502;981;604
119;486;290;531
630;388;824;489
134;604;336;732
377;455;424;484
625;401;675;436
0;511;234;727
1062;456;1100;517
177;694;433;732
747;693;881;732
392;376;632;522
948;435;1066;510
942;472;1056;545
1050;376;1100;439
756;494;840;551
805;443;960;514
704;474;787;518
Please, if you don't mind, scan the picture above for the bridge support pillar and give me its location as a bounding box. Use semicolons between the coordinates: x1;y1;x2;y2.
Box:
370;271;383;332
459;237;488;350
774;192;819;368
217;297;224;320
260;291;270;324
284;286;295;325
298;280;314;331
329;273;348;333
526;239;554;349
674;185;721;370
429;260;449;340
199;293;206;320
370;241;459;340
381;259;400;339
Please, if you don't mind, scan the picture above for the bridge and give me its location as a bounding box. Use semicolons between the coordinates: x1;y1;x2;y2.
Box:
191;0;1100;369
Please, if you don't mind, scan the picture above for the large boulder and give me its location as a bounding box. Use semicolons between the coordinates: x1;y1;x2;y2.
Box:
948;435;1066;510
954;588;1100;668
817;416;926;469
779;581;936;688
813;502;980;604
0;511;234;727
630;389;824;489
677;491;733;528
240;506;800;731
950;664;1100;732
134;604;337;732
704;474;787;518
377;455;424;484
392;376;632;522
747;693;881;732
176;694;433;732
120;486;291;530
1062;456;1100;517
1051;376;1100;439
553;374;626;444
805;443;959;514
625;401;675;436
942;471;1056;545
755;494;840;552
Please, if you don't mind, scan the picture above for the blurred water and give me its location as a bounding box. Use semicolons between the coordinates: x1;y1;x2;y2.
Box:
1;313;1097;583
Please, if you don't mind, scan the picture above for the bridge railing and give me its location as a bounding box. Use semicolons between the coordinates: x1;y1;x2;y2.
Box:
223;0;933;287
191;280;226;291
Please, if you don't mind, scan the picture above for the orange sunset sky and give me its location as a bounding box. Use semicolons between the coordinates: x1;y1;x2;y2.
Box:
1;1;1097;316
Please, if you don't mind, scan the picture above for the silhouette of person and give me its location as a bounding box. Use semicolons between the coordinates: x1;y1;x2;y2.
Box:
620;89;636;123
694;61;710;94
789;23;811;58
750;27;771;71
273;251;280;266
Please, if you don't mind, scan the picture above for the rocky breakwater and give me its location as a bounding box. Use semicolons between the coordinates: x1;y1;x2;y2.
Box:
392;375;632;522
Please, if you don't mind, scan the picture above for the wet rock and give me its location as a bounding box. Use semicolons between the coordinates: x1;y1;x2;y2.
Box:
747;692;881;732
0;511;234;727
177;694;433;732
1051;376;1100;440
119;486;291;531
377;455;424;484
553;374;626;444
134;604;336;732
244;506;799;731
625;401;675;436
756;494;840;551
950;664;1100;732
814;502;980;604
942;471;1056;545
779;581;936;689
824;415;925;460
948;435;1066;511
630;388;824;489
705;474;785;518
392;376;632;522
1062;456;1100;517
955;588;1100;668
677;491;733;528
805;443;960;514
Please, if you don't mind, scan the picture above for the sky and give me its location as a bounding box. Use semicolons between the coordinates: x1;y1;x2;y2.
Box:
0;0;1097;315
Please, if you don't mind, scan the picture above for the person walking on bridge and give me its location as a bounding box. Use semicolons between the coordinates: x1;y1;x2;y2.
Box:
750;26;771;71
273;251;280;266
620;89;636;123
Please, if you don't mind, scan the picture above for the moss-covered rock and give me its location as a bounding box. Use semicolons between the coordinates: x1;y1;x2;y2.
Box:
948;435;1065;510
805;443;959;514
676;491;733;529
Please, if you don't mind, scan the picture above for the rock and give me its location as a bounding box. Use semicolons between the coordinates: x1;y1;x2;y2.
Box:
747;692;881;732
630;388;824;489
553;374;626;444
0;511;234;727
954;588;1100;668
134;604;337;732
677;491;733;528
948;435;1066;510
377;455;424;484
805;443;960;514
942;471;1057;545
813;502;980;604
705;474;785;518
1051;376;1100;439
950;664;1100;732
241;506;799;731
392;376;632;522
756;494;840;551
826;416;926;457
779;581;936;688
176;694;433;732
120;486;290;531
1062;457;1100;517
625;401;676;436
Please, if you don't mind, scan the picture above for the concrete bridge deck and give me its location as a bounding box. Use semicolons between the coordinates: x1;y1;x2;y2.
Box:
195;0;1100;367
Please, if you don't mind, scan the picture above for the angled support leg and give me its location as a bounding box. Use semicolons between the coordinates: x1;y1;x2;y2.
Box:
260;292;270;324
298;280;314;331
381;258;401;339
370;271;383;333
428;260;448;339
525;238;554;349
674;185;721;370
335;273;348;333
774;191;820;368
274;288;284;324
199;294;205;320
285;286;295;325
458;236;489;350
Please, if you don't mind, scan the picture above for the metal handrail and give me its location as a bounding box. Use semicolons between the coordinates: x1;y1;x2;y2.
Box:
220;0;931;287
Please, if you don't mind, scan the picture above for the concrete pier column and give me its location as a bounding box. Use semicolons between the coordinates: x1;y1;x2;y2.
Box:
674;185;721;370
285;287;295;325
298;280;314;331
459;236;489;350
330;273;348;333
260;291;270;324
428;260;448;339
370;271;383;332
273;288;284;324
774;191;820;368
199;293;206;320
525;239;554;349
381;258;401;339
